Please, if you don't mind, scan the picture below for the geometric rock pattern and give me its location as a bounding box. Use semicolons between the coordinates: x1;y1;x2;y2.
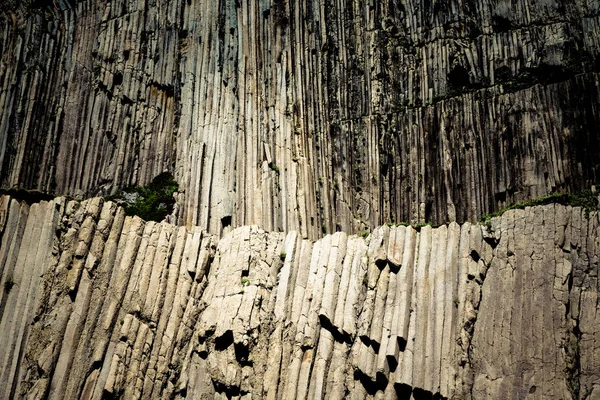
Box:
1;195;598;399
2;1;600;238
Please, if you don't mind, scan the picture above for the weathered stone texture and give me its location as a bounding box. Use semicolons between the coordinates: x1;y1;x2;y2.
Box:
0;195;598;399
1;1;600;238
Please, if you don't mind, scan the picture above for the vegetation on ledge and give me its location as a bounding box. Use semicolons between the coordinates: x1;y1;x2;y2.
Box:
380;189;598;232
0;174;179;223
480;189;599;223
386;221;433;230
107;172;179;222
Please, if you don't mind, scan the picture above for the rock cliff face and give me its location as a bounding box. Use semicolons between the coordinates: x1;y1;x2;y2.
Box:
1;195;598;399
1;0;600;237
2;1;600;399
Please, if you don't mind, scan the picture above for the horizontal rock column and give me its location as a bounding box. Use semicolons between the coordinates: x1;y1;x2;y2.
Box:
0;195;598;399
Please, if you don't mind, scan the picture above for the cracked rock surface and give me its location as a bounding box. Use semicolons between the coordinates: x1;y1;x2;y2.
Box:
0;195;598;399
1;1;600;238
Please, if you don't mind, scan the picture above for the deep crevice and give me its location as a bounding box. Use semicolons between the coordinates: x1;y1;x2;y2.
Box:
564;276;582;398
234;342;252;366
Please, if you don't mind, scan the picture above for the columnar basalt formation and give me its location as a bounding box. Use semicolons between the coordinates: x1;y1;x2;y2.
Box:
0;195;598;399
2;0;600;398
1;1;600;238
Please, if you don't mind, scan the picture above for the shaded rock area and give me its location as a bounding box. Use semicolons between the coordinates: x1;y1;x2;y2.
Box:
1;1;600;238
0;194;599;399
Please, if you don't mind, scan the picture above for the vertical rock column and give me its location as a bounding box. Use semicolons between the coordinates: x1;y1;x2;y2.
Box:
469;205;600;398
0;196;599;399
0;197;62;399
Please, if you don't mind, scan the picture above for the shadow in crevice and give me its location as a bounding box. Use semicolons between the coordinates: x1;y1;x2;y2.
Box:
398;336;407;352
211;379;245;398
234;341;253;366
395;383;413;400
354;369;388;396
413;387;434;400
394;383;448;400
318;314;352;344
214;330;233;351
375;259;388;269
386;354;398;372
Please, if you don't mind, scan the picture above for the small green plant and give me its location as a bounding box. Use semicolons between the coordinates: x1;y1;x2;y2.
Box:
279;252;287;261
108;172;179;222
268;162;280;174
360;231;369;238
241;277;250;287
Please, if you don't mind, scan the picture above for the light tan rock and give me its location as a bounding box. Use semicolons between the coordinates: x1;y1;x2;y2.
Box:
0;199;596;399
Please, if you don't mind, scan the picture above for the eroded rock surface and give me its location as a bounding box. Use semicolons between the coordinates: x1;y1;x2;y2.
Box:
0;195;598;399
1;1;600;237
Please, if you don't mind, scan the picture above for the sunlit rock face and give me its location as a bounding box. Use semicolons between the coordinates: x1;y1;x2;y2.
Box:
0;196;598;399
1;2;600;398
1;0;600;238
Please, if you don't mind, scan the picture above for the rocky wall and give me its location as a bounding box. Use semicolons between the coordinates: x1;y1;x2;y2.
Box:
1;1;600;238
0;194;598;399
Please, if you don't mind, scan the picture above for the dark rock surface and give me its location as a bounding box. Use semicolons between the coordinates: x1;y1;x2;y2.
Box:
1;0;600;238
